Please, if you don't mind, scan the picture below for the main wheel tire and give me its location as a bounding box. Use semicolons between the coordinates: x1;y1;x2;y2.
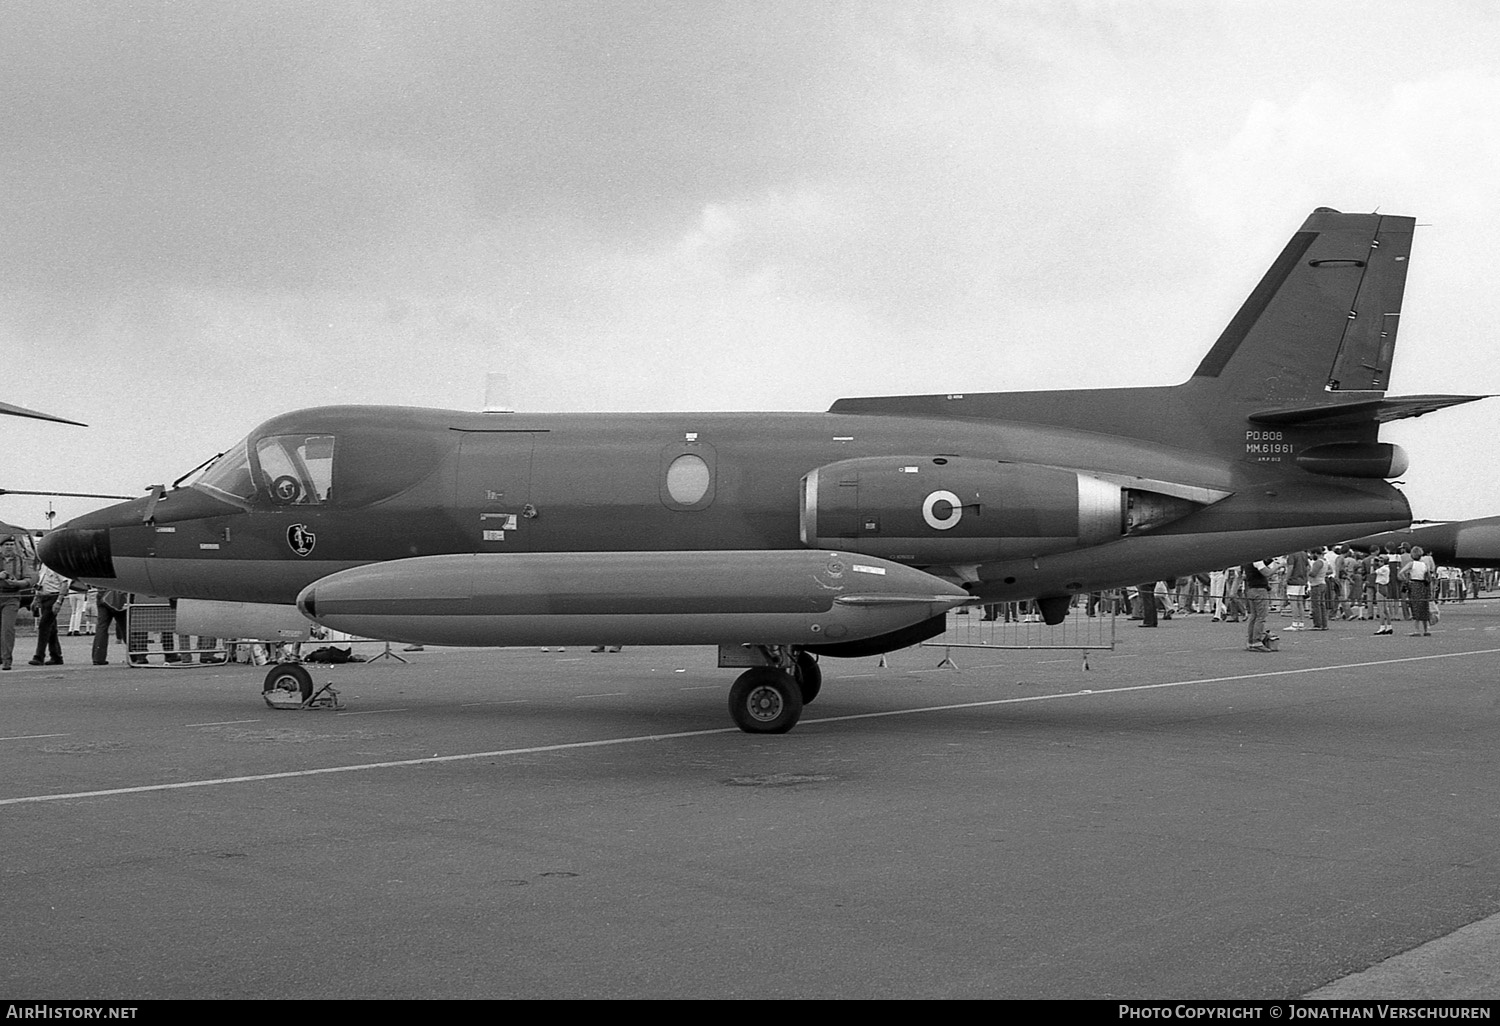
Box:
263;663;314;701
728;667;803;734
794;650;822;704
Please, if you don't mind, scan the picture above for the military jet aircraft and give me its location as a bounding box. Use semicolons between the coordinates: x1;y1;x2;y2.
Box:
39;208;1487;732
1347;516;1500;568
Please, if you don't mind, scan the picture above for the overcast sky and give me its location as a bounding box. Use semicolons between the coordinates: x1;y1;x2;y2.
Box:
3;0;1499;530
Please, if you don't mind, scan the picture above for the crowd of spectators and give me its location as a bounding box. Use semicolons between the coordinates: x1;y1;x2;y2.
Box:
976;543;1492;652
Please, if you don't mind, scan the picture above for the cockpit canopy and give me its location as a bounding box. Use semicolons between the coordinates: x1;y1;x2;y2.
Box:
196;434;335;507
190;411;449;510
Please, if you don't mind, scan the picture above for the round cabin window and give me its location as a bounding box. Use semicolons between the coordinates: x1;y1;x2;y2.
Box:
666;454;712;505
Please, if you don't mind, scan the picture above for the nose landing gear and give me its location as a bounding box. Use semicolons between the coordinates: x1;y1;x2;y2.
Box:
262;663;344;710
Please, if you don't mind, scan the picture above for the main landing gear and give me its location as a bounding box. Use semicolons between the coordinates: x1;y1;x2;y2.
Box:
727;647;821;734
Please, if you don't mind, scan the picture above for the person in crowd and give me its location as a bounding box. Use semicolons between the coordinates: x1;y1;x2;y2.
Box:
28;562;70;665
1327;546;1346;620
1360;548;1381;622
1344;547;1367;620
1223;565;1244;622
66;585;90;635
1400;545;1434;637
1437;565;1459;603
1396;543;1414;619
1283;549;1309;631
1209;567;1228;621
1243;556;1284;651
1;535;38;672
1134;583;1157;627
1372;547;1398;635
92;589;128;665
1155;580;1176;619
1306;548;1329;631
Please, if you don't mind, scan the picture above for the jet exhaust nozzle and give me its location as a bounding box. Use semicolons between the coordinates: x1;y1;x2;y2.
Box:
1295;442;1409;479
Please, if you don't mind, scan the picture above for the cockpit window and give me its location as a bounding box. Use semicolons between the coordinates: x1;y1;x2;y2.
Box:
256;434;335;505
191;434;336;507
194;440;256;504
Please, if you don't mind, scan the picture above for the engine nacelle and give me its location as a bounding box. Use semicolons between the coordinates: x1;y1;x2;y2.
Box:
800;456;1129;564
1295;442;1409;479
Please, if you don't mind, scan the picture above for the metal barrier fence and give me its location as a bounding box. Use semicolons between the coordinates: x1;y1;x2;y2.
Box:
124;599;227;665
921;602;1117;667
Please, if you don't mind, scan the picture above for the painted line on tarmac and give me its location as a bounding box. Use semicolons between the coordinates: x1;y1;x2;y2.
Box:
185;719;262;727
803;646;1500;727
5;646;1498;808
0;724;742;806
1;733;70;742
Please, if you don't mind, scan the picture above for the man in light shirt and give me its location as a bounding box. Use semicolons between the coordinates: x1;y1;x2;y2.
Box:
28;563;71;665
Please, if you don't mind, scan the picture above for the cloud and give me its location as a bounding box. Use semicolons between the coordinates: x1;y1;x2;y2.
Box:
4;1;1500;528
1177;69;1500;389
1180;70;1500;236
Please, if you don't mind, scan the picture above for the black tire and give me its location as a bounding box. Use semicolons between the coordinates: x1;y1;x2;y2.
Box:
270;474;303;504
794;650;822;704
263;663;313;701
728;667;803;734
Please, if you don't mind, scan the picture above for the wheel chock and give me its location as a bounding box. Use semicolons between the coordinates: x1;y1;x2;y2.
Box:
263;683;345;711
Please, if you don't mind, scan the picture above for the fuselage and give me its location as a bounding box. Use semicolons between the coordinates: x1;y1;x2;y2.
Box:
44;403;1411;610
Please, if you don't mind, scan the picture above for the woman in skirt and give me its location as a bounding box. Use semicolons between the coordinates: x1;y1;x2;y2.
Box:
1401;545;1434;637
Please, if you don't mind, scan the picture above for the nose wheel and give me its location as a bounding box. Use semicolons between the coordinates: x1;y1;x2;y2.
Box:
261;662;344;710
263;663;314;702
728;667;803;734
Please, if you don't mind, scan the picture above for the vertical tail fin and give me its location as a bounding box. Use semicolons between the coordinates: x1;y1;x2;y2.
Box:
828;208;1484;458
1191;208;1413;400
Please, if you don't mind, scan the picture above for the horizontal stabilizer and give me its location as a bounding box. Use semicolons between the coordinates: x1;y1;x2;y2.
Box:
1248;394;1488;427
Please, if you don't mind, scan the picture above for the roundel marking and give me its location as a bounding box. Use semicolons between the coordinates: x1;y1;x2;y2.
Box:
922;490;963;531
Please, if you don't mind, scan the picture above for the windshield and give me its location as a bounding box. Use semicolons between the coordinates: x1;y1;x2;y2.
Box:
194;440;256;505
193;434;336;507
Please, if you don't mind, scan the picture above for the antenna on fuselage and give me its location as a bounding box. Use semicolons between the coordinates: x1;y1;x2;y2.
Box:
482;372;514;414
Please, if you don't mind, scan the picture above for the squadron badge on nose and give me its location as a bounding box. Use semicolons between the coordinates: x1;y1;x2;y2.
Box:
288;524;317;557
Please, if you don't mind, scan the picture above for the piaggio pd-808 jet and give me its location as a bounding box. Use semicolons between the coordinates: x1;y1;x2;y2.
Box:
41;209;1487;732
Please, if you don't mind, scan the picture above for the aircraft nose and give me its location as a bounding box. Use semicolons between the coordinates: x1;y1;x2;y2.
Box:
37;527;115;581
